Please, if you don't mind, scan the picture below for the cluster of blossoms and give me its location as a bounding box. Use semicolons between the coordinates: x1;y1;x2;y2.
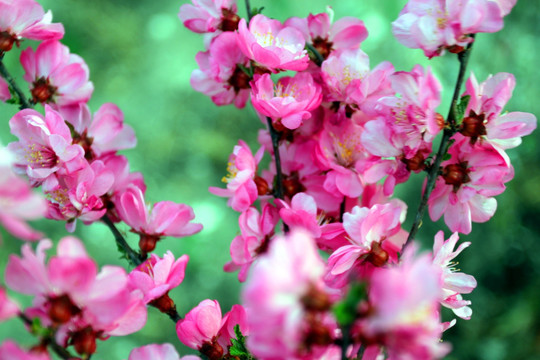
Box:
0;0;535;359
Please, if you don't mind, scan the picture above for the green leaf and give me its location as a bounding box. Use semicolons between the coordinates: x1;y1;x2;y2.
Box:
251;7;265;17
228;324;254;359
442;153;452;161
333;283;367;327
455;95;471;122
237;63;253;78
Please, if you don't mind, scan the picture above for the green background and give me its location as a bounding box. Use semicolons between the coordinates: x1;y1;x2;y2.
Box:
0;0;539;359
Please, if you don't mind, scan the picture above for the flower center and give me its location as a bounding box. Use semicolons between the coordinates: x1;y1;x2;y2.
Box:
31;77;58;104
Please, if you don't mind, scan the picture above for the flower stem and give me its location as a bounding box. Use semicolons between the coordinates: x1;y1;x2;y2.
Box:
0;53;31;110
101;214;145;266
406;38;475;245
244;0;252;21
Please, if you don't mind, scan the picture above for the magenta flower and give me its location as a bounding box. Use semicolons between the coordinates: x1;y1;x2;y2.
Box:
326;201;407;288
128;252;189;304
115;185;202;250
20;40;93;106
359;247;449;359
190;32;251;108
178;0;239;34
251;72;322;130
428;135;512;234
0;0;64;52
128;343;202;360
176;300;248;359
243;230;336;359
237;14;309;72
59;103;136;159
393;0;514;58
277;192;322;238
462;72;536;149
209;140;264;212
285;12;368;59
0;287;19;322
0;145;46;241
0;341;50;360
45;160;114;231
432;231;477;320
8;106;85;185
224;204;279;282
5;236;146;344
0;76;9;102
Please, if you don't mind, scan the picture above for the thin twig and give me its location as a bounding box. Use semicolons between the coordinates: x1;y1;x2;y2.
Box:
101;214;145;266
18;313;75;360
244;0;252;22
405;38;475;244
267;117;285;200
0;54;31;110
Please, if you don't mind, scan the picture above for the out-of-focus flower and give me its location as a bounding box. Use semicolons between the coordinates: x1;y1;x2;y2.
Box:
178;0;239;34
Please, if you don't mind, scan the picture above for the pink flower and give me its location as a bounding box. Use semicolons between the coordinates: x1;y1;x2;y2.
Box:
45;160;114;231
359;247;449;359
0;146;46;241
178;0;239;34
209;140;264;212
59;103;137;159
176;300;248;358
243;230;335;359
462;72;536;150
285;12;368;59
190;32;251;108
432;231;477;320
128;252;189;304
115;185;202;245
237;14;309;72
20;40;93;106
5;236;146;339
0;76;10;102
8;106;85;185
325;202;407;288
224;204;279;282
277;192;322;238
0;341;50;360
428;135;512;234
128;343;202;360
393;0;512;58
0;0;64;52
250;72;322;130
0;287;19;322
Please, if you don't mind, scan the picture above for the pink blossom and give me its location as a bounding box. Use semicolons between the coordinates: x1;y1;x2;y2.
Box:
128;343;181;360
237;14;309;72
432;231;477;320
326;202;407;288
45;160;114;231
178;0;239;34
360;247;449;359
243;230;335;359
0;76;10;102
128;252;189;304
224;204;279;282
0;0;63;52
209;140;264;212
251;72;322;130
115;185;202;240
462;72;536;150
20;40;93;106
428;135;512;234
59;103;136;159
176;299;223;352
277;192;322;238
190;31;251;108
0;287;19;322
5;236;146;338
0;341;50;360
393;0;511;58
0;146;46;241
8;106;85;185
285;12;368;59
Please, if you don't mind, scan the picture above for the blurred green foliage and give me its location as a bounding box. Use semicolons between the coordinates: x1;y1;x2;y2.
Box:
0;0;539;359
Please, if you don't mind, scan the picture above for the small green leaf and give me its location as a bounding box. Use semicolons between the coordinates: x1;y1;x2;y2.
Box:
251;7;265;17
237;63;253;78
455;95;471;122
442;153;452;161
333;283;367;327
